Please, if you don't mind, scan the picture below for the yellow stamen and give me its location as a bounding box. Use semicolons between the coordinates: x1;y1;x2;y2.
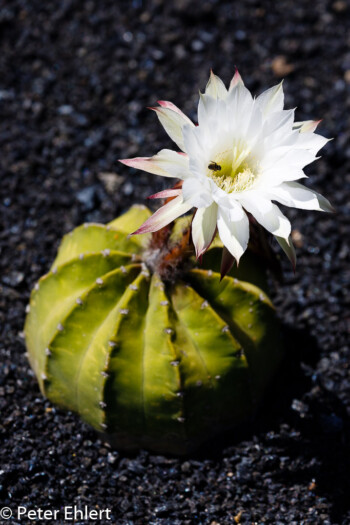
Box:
207;143;258;193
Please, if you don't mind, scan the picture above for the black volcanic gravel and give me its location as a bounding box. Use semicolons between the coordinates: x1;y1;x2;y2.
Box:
1;1;350;523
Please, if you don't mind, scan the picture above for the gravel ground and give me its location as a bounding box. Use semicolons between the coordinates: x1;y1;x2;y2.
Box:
1;0;350;523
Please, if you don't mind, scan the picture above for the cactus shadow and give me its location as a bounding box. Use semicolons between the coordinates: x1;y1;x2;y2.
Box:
192;323;350;522
192;322;320;458
266;388;350;524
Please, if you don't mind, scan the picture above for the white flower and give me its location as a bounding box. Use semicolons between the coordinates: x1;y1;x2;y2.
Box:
119;70;333;268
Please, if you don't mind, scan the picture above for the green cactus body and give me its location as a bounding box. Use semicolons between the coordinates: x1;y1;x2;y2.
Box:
25;205;283;454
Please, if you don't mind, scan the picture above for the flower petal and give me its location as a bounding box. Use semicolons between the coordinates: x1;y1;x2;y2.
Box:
119;149;190;178
227;80;254;115
216;203;249;264
132;195;193;235
157;100;190;116
198;92;220;128
205;70;228;100
148;188;182;199
191;202;218;258
182;177;213;208
295;131;330;155
258;166;307;187
263;108;295;139
229;68;244;90
293;120;321;133
238;193;291;239
260;148;317;186
266;182;334;212
275;234;296;269
150;104;194;151
182;124;208;158
226;81;255;137
256;81;284;117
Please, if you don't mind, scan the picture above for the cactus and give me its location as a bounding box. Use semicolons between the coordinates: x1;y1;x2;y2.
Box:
25;205;283;455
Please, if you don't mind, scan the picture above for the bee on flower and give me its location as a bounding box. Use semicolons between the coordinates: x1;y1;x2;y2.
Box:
119;69;333;273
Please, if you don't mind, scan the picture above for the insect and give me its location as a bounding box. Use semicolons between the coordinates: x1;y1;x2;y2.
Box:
208;160;221;172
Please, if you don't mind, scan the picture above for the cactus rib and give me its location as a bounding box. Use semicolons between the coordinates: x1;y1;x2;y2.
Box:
24;205;284;454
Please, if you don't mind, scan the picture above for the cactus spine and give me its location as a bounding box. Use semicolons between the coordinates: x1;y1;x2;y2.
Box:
25;205;283;454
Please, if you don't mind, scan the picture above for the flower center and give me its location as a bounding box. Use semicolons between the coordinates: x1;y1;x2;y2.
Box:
207;143;258;193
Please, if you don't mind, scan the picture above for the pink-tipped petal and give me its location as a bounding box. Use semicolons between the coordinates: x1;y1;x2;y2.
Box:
148;189;182;200
302;119;322;133
293;120;322;133
157;100;191;119
119;149;190;179
229;67;244;91
132;195;193;235
119;156;169;177
205;70;228;100
150;104;194;151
